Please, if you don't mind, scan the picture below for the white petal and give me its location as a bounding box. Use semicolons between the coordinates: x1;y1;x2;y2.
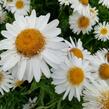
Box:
63;87;70;100
46;42;68;50
0;39;15;50
17;59;27;80
70;37;76;47
76;87;81;101
3;54;20;71
42;19;59;32
14;14;27;29
31;57;41;82
55;84;67;94
1;31;15;39
42;49;63;64
43;28;61;38
41;60;51;78
43;56;58;68
6;23;18;36
35;13;50;30
24;61;33;82
68;88;74;101
26;10;36;28
46;20;59;29
38;13;50;30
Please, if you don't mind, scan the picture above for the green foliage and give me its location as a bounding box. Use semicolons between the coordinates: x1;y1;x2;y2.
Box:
0;0;109;108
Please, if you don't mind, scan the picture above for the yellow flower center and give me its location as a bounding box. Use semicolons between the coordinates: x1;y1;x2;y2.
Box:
0;72;4;85
98;91;109;109
78;16;90;29
15;80;24;87
70;48;83;59
15;0;24;9
68;67;84;85
100;28;108;35
99;63;109;80
16;29;45;57
80;0;89;5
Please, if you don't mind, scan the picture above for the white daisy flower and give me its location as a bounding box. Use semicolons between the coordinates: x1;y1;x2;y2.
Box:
70;0;90;16
4;0;30;16
69;12;96;34
91;49;109;83
94;22;109;41
0;68;13;95
0;10;67;82
83;80;109;109
65;37;91;61
23;97;37;109
89;7;99;23
51;57;92;101
0;6;7;24
99;0;109;9
58;0;71;5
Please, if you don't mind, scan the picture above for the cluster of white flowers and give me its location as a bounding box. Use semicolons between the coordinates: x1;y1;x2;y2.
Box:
0;0;109;109
58;0;109;42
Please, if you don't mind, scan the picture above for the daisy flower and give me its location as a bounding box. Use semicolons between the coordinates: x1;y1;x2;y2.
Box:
91;49;109;83
94;22;109;41
83;80;109;109
0;10;67;82
99;0;109;9
51;57;92;101
65;37;91;61
0;68;13;95
58;0;71;5
0;6;7;24
23;97;37;109
69;12;96;34
4;0;30;15
70;0;90;16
